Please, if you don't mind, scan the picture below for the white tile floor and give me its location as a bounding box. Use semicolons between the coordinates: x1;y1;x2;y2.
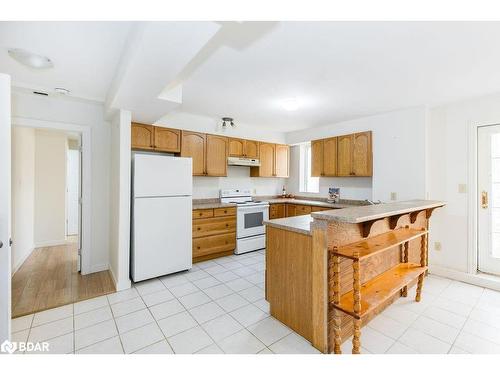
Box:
10;248;500;354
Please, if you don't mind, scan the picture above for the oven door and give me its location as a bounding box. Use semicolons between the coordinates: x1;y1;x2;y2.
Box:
237;205;269;239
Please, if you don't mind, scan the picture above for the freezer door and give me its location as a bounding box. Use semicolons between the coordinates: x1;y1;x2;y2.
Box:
134;154;192;197
131;196;192;281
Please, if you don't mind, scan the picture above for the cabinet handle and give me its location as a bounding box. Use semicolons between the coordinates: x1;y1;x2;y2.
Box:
225;224;229;227
224;210;227;214
197;227;201;231
197;246;201;250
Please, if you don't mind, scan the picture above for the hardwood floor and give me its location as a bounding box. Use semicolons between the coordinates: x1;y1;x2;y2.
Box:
11;241;115;318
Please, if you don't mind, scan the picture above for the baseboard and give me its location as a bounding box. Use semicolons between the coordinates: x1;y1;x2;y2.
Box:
429;264;500;292
12;246;35;275
89;263;109;273
108;266;132;292
34;239;68;248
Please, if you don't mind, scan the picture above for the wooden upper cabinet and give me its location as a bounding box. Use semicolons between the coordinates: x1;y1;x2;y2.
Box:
337;134;354;176
251;143;275;177
274;144;289;178
337;131;372;176
131;123;154;150
154;126;181;153
244;140;259;159
311;140;323;177
228;138;245;157
323;137;338;176
181;131;206;176
352;131;372;176
206;135;228;177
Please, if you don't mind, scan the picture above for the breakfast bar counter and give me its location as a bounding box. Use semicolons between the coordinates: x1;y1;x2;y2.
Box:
264;200;445;354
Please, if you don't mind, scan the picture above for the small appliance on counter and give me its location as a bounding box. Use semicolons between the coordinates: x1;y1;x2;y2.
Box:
131;153;193;282
220;189;269;254
328;187;340;203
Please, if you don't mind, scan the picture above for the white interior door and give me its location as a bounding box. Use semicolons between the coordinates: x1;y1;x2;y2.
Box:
478;124;500;275
66;149;80;236
0;73;12;342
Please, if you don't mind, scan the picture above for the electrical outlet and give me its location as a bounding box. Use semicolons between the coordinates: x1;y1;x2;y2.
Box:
458;184;467;194
434;242;442;251
390;192;397;201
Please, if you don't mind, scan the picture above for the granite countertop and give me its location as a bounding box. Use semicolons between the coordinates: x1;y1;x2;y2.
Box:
192;202;237;210
311;199;445;224
265;198;358;209
264;215;314;236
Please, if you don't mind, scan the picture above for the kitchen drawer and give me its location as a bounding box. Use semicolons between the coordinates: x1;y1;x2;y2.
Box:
294;204;312;215
269;203;286;219
193;217;236;238
214;206;236;217
193;233;236;258
193;209;214;219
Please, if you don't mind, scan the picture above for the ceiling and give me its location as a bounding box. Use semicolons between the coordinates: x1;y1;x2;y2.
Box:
3;21;500;131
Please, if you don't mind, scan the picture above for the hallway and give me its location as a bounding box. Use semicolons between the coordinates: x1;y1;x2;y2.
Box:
11;242;115;318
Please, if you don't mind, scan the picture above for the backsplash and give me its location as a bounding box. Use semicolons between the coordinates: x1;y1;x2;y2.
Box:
192;166;285;199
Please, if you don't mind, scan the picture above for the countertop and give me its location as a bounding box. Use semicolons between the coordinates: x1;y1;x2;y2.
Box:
265;198;359;209
264;215;314;236
192;202;237;210
311;199;445;224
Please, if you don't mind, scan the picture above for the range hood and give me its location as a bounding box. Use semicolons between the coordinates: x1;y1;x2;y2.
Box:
227;156;261;167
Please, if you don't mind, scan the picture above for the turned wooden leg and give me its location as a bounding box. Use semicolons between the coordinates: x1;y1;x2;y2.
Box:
333;255;342;354
352;259;361;354
416;233;427;302
352;319;361;354
402;241;409;297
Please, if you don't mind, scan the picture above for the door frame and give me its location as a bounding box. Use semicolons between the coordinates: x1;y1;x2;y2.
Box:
467;121;500;275
12;116;92;275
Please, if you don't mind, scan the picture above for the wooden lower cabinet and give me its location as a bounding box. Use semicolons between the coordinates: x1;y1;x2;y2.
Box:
269;203;286;219
192;208;236;262
286;204;312;217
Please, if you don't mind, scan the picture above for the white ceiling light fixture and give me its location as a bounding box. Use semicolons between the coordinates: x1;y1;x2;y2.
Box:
281;97;300;111
8;48;54;69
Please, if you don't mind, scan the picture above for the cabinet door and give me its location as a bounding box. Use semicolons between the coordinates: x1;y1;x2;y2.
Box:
274;144;289;178
337;134;353;176
181;131;206;176
269;203;286;219
252;143;275;177
131;123;154;150
228;138;244;157
244;140;259;158
311;140;323;177
352;131;372;176
286;204;297;217
206;135;228;176
154;126;181;152
323;137;338;176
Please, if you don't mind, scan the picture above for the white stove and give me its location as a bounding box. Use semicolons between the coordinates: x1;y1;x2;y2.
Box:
220;189;269;254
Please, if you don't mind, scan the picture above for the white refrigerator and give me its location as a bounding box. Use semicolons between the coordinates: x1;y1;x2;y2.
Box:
131;154;192;282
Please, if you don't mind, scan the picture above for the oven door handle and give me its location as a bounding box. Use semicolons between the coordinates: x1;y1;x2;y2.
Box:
237;205;270;212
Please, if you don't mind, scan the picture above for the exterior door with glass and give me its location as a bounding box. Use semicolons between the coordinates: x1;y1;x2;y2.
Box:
478;124;500;275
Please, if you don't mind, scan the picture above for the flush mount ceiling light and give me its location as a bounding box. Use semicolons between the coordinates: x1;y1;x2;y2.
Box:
221;117;235;128
54;87;70;95
8;48;54;69
281;97;300;111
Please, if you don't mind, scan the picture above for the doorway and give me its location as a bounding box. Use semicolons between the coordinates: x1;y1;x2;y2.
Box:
478;124;500;275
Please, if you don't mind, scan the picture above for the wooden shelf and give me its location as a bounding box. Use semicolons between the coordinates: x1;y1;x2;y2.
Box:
331;228;427;260
333;263;427;319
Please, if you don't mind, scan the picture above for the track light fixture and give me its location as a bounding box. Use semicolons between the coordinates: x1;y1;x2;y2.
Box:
221;117;235;128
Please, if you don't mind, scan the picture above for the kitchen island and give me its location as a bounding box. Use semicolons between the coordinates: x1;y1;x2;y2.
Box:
264;200;445;354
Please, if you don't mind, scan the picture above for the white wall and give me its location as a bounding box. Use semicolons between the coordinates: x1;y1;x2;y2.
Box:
12;91;111;273
11;127;35;272
109;110;132;291
33;129;67;246
193;166;285;199
286;107;428;202
426;92;500;274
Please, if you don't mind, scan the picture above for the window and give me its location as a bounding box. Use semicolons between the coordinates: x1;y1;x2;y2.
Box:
299;143;319;193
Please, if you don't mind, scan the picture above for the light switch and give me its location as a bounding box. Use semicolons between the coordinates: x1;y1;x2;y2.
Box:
458;184;467;194
390;192;397;201
434;242;442;251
